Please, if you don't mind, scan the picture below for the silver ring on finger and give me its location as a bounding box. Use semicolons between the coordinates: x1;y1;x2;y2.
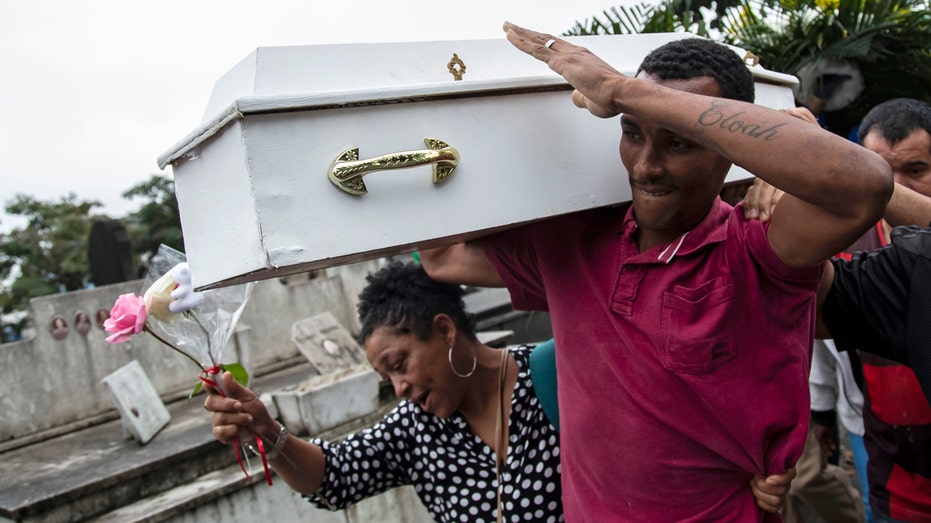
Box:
544;38;556;49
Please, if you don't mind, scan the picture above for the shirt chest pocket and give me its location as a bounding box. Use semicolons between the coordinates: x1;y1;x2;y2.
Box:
661;278;736;375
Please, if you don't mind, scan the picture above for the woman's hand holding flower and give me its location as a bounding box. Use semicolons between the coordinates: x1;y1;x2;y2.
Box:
102;252;263;482
205;372;275;447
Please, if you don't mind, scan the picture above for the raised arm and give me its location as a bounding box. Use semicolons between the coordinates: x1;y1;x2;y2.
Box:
419;241;505;287
743;174;931;339
746;178;931;230
884;182;931;228
503;23;893;268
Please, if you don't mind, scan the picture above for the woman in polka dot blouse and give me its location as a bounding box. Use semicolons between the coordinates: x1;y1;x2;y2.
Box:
206;262;791;521
208;261;563;522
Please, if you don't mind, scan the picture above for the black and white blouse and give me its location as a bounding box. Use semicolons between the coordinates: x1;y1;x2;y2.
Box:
304;344;563;523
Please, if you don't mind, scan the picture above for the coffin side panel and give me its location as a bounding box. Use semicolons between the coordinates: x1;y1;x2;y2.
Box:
241;91;626;274
172;120;267;289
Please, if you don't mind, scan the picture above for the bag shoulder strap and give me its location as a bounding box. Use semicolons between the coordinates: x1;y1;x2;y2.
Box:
495;348;510;523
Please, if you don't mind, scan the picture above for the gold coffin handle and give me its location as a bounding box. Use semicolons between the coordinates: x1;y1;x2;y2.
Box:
328;138;459;195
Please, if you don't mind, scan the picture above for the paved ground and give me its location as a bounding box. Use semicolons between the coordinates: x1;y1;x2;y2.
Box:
0;358;315;522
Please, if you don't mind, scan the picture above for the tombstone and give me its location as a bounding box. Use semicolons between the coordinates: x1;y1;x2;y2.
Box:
88;219;136;285
291;311;367;375
273;313;380;435
102;360;171;444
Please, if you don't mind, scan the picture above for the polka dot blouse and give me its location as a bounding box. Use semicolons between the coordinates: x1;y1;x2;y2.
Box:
304;344;563;522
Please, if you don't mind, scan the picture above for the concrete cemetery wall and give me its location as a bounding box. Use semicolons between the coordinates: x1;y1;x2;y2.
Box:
0;261;383;444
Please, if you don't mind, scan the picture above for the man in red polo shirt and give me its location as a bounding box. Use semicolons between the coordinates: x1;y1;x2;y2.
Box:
423;23;893;521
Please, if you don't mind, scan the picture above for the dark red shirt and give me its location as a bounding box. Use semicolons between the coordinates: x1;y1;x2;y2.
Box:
484;198;822;521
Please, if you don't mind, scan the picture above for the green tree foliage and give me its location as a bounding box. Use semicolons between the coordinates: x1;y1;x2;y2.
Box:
0;174;183;342
566;1;715;37
565;0;931;134
0;194;107;339
121;174;183;272
722;0;931;133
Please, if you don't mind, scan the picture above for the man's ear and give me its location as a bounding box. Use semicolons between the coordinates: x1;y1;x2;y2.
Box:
433;314;457;346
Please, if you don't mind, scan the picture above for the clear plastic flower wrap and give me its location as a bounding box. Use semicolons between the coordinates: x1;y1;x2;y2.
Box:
141;244;253;389
104;244;272;484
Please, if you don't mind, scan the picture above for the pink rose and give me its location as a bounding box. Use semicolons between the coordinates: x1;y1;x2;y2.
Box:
103;293;148;343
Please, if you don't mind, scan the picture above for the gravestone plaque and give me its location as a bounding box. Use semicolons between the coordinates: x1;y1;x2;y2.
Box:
73;310;92;336
96;308;110;329
102;360;171;444
49;315;69;340
291;312;366;375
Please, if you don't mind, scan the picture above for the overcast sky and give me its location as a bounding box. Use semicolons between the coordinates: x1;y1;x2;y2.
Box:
0;0;630;232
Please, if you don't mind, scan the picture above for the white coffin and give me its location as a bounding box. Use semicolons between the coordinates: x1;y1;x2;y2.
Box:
159;34;798;290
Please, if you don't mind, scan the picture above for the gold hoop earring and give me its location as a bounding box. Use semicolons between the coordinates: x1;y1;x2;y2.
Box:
448;344;477;378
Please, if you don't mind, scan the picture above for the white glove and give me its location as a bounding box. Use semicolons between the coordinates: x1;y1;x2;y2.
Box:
168;262;204;312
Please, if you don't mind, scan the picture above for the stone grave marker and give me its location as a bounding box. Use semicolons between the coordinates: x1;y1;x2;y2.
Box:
88;219;136;285
277;312;380;435
102;360;171;444
291;312;366;375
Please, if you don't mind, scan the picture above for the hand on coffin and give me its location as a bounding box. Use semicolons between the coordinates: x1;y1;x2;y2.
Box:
419;243;505;288
783;106;820;126
167;262;205;313
502;21;623;119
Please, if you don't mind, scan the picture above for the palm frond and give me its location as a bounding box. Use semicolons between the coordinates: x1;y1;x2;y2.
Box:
566;0;931;134
564;3;665;36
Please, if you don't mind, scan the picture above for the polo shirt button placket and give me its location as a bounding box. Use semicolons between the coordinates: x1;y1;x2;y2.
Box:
611;264;642;315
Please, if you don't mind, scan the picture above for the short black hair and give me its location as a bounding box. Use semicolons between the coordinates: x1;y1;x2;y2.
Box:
637;38;755;103
357;261;476;343
858;98;931;146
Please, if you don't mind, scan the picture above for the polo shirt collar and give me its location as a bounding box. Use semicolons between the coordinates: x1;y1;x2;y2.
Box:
621;197;732;263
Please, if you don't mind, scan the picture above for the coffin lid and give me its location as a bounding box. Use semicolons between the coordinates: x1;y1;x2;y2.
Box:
158;33;797;169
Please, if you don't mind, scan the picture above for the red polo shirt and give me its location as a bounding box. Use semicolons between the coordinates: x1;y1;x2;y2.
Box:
484;198;822;521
